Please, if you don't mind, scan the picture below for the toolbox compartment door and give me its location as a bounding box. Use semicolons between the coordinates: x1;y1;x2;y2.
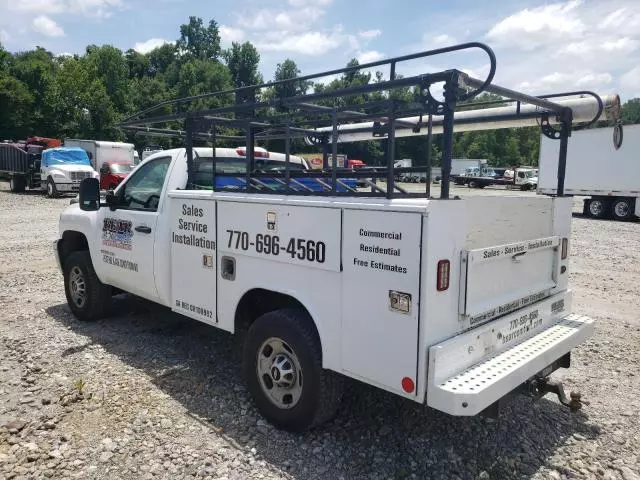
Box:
340;209;423;397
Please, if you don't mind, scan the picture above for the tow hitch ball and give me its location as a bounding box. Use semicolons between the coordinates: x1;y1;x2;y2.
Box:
528;377;584;412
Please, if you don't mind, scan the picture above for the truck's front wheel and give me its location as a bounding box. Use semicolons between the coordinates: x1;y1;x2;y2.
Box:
46;178;58;198
63;251;111;321
243;308;343;432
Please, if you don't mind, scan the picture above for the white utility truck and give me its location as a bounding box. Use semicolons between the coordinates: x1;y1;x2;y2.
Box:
55;43;620;431
538;123;637;220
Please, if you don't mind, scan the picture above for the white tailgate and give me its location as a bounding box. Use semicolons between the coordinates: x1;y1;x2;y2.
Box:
461;236;560;325
427;291;594;415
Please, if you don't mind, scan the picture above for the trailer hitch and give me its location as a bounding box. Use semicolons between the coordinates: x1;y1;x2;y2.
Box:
528;377;584;412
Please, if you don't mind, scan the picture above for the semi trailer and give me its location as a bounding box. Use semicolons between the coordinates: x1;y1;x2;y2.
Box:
538;124;638;221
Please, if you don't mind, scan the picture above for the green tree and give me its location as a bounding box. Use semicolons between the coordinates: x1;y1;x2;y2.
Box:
177;16;221;62
148;43;177;76
273;59;310;99
126;49;150;79
225;41;262;89
621;98;640;125
0;75;34;140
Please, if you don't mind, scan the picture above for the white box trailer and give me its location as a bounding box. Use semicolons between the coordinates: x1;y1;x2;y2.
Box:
538;124;638;220
451;158;487;176
64;139;135;172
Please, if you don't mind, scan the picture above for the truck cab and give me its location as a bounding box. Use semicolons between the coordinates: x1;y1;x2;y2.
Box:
99;161;134;190
40;147;99;197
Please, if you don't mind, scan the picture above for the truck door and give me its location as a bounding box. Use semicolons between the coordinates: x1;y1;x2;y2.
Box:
95;156;172;301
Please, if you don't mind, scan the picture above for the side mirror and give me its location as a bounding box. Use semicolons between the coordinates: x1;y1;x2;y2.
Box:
78;178;100;211
105;190;119;211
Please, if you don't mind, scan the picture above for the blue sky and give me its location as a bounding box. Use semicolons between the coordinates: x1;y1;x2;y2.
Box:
1;0;639;99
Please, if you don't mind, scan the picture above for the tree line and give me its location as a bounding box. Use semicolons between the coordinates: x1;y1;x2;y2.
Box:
1;16;638;167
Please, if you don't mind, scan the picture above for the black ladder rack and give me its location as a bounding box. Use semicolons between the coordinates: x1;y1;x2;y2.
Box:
119;41;607;199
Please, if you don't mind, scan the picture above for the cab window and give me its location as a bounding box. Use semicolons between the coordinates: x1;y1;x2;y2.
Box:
119;156;171;211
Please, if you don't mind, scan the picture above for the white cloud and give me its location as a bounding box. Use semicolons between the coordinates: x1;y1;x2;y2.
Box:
517;70;613;93
487;0;585;50
359;29;381;40
133;38;173;54
288;0;332;6
620;66;640;92
0;29;9;44
428;33;456;47
357;50;384;64
257;29;344;55
7;0;122;18
32;16;65;37
220;25;244;46
238;6;324;31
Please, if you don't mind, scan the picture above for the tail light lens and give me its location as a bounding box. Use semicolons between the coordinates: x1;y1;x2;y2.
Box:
561;238;568;260
437;260;450;291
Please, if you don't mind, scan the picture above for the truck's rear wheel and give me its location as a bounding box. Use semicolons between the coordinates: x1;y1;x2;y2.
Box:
611;198;635;221
9;177;25;193
243;308;343;431
586;198;609;219
46;178;58;198
63;251;111;321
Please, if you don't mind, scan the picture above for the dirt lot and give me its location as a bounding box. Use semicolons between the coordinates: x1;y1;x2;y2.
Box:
0;182;638;480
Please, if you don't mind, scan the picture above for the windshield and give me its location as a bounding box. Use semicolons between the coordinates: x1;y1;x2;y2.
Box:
110;163;133;174
42;148;91;167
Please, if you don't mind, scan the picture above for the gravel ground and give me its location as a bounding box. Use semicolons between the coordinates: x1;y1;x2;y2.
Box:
0;182;638;480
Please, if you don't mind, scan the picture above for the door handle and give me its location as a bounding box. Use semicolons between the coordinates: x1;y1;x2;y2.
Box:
135;226;152;234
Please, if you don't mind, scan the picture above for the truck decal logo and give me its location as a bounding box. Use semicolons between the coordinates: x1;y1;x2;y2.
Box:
102;218;133;250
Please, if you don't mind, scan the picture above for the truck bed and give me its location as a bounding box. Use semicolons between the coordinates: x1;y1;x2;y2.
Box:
0;144;39;174
163;190;582;414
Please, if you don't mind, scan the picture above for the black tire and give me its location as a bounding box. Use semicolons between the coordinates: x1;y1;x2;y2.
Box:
9;177;25;193
611;197;635;221
468;180;478;188
46;177;58;198
585;198;609;219
243;308;344;432
63;251;111;321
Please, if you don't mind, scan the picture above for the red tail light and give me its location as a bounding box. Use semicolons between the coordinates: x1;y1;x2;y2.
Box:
561;238;568;260
437;260;450;291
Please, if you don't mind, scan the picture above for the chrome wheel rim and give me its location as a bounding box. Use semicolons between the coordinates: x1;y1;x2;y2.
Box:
69;266;87;308
256;337;303;409
614;202;629;217
590;200;604;216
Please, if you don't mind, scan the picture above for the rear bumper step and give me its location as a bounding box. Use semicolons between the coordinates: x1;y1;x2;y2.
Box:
427;314;594;416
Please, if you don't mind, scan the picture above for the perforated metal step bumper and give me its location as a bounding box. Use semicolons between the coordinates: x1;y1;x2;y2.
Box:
427;314;594;416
